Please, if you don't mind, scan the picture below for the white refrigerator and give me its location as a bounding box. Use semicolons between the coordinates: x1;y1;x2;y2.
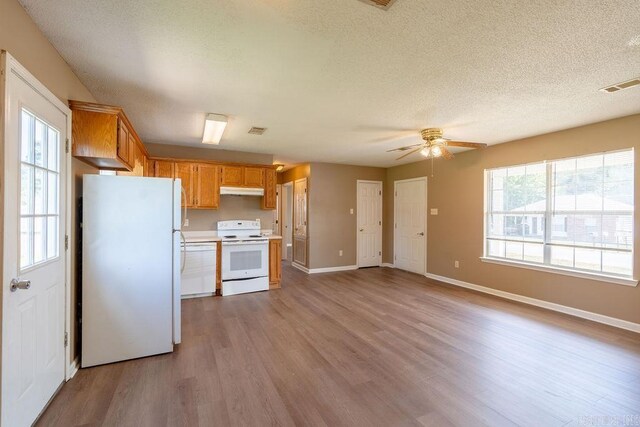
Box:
81;175;182;368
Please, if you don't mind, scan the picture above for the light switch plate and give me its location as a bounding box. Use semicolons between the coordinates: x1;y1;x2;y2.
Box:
430;208;438;215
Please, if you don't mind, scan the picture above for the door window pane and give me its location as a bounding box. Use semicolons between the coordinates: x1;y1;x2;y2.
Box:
34;168;46;215
19;108;61;270
21;164;34;215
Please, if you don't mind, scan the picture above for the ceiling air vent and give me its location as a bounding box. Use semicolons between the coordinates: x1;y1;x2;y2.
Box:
357;0;397;10
600;77;640;93
248;127;267;135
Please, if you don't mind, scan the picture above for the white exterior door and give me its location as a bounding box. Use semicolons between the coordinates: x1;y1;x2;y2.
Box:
2;53;69;427
394;178;426;274
357;181;382;268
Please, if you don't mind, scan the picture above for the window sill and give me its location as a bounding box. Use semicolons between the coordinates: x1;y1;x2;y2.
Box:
479;257;638;287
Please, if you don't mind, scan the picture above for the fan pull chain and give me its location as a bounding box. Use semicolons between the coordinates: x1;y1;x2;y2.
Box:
431;156;435;178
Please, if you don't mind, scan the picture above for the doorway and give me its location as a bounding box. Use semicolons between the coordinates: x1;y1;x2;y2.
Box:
1;52;71;426
394;178;427;274
281;182;293;261
357;180;382;268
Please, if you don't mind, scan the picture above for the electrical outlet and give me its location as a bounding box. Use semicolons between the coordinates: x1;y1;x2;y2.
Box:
339;250;343;256
350;208;354;215
454;260;459;268
430;208;438;215
184;218;189;227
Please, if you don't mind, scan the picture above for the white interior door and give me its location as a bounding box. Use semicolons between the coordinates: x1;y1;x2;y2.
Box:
357;181;382;268
394;178;426;274
2;53;69;427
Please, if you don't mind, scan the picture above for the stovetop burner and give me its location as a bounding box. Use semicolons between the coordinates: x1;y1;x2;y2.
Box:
223;235;237;239
249;235;262;238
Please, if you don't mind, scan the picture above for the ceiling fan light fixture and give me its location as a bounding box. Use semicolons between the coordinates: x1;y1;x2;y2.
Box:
420;147;431;157
202;113;228;144
431;146;443;157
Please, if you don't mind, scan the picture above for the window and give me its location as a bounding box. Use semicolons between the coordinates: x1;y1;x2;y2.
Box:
484;149;634;281
20;109;60;270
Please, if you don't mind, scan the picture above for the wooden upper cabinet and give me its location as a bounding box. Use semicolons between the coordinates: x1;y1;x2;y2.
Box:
194;163;219;209
262;168;277;210
220;165;244;186
152;160;175;178
69;101;146;171
117;139;145;177
175;162;195;208
244;167;264;187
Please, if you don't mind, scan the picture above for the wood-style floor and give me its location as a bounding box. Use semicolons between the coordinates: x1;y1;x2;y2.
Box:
38;265;640;426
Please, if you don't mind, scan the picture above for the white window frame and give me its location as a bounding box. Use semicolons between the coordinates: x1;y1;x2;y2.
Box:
481;149;637;287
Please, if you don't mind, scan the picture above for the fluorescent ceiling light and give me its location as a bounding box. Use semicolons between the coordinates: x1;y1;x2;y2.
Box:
202;114;228;144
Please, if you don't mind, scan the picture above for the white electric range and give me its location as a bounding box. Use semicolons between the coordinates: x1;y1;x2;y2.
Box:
218;220;270;296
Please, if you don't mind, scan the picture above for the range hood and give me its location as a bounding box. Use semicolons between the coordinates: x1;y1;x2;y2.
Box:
219;186;264;196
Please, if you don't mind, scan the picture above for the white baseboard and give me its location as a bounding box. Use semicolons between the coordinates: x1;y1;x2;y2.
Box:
381;263;395;268
291;262;309;273
424;273;640;334
66;357;79;381
309;265;358;274
291;263;360;274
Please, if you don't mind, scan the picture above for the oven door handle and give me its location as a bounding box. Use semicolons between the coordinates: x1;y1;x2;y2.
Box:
221;240;269;246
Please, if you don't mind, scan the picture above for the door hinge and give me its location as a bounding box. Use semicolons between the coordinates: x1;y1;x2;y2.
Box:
379;251;381;256
64;332;68;347
379;190;382;195
65;138;70;153
379;221;381;226
64;235;69;251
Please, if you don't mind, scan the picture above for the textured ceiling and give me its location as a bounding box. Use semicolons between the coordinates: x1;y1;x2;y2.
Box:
19;0;640;167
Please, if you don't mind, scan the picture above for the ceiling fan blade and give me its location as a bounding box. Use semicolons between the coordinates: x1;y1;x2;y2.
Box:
446;141;488;149
396;146;422;160
441;146;454;160
387;143;422;153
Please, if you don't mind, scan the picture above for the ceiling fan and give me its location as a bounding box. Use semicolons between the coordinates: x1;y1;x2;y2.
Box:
387;128;487;160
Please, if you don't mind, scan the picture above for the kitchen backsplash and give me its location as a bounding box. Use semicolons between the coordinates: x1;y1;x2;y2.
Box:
182;195;276;231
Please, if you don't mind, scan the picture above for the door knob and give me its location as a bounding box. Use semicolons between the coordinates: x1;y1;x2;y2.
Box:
360;228;364;232
417;232;425;236
10;278;31;292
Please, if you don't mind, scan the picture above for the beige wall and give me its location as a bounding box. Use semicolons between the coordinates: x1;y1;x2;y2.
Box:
146;142;273;165
280;163;311;184
1;0;98;362
384;114;640;324
308;163;385;269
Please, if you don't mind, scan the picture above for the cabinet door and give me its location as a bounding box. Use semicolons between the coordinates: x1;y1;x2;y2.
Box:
220;165;244;186
244;167;264;187
269;239;282;288
175;163;195;207
117;141;144;176
261;168;277;210
153;160;175;178
116;119;130;166
195;163;219;209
